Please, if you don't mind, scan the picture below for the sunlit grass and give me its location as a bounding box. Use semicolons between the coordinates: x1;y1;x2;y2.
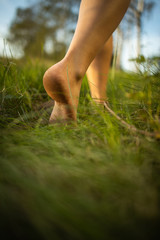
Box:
0;57;160;239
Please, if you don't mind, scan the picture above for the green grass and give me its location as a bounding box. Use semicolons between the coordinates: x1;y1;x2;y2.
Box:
0;56;160;240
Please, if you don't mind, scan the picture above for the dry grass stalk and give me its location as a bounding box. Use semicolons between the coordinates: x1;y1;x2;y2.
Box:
104;102;160;139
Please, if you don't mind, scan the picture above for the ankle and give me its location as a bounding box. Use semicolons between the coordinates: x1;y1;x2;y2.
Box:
43;57;85;104
63;54;86;82
91;94;107;104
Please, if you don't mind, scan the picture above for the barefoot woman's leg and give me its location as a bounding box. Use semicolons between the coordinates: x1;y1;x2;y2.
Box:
87;36;113;104
43;0;131;123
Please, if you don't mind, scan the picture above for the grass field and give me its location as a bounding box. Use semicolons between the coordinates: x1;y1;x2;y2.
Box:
0;56;160;240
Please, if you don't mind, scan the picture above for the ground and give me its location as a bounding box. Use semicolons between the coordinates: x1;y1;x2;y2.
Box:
0;57;160;240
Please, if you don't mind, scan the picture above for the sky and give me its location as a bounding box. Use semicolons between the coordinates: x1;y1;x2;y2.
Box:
0;0;160;70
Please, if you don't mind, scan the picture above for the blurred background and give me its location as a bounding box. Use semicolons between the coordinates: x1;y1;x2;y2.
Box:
0;2;160;239
0;0;160;71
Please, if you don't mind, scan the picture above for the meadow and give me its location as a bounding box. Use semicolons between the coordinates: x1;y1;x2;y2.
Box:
0;56;160;239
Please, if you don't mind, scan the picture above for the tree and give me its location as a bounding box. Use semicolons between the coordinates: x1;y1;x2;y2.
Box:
128;0;155;56
8;0;80;59
115;0;155;69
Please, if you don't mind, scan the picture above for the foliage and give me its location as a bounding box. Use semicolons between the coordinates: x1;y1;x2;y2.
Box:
8;0;156;61
129;55;160;75
0;57;160;239
8;0;80;59
124;0;155;28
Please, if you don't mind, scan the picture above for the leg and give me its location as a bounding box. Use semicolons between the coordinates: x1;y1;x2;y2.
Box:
87;36;113;103
43;0;131;123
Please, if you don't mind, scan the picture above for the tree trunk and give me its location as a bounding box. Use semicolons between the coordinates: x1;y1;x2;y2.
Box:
136;11;141;56
136;0;144;57
116;27;124;70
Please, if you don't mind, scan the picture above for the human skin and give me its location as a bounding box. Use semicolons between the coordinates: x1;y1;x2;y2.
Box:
87;35;113;103
43;0;131;123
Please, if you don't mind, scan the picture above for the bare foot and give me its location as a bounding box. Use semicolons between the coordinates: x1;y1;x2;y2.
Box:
43;58;83;124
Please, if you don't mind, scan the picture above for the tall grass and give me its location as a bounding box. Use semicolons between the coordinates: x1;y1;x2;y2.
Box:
0;56;160;240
